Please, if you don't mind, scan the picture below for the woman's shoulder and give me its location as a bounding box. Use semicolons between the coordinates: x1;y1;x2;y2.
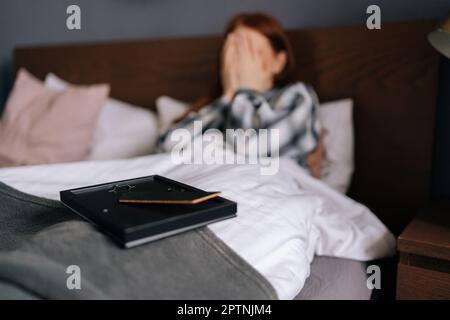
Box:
265;82;320;109
271;81;318;101
278;81;316;93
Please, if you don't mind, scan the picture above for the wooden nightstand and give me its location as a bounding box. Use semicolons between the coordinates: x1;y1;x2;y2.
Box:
396;203;450;299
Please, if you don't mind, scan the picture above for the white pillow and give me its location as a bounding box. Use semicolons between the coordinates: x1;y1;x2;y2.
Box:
155;96;190;134
155;95;354;193
318;99;354;194
45;73;158;160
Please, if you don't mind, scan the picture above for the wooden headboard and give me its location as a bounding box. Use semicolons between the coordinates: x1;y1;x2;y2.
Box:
14;20;439;233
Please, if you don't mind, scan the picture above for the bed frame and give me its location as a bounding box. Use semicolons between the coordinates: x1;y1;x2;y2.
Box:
14;20;439;234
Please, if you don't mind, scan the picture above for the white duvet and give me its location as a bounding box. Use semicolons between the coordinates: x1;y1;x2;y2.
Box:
0;153;395;299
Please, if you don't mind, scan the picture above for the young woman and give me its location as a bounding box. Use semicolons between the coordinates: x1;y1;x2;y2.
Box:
158;12;324;177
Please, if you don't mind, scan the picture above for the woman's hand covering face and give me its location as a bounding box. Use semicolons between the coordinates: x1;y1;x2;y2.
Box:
222;27;276;100
222;33;240;101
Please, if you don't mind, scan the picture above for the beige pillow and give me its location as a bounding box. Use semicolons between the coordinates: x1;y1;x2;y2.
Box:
0;69;110;167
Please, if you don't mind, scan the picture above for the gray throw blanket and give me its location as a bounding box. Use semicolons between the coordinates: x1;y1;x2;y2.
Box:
0;182;277;299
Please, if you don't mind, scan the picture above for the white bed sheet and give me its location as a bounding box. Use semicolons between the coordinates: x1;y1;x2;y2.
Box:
0;153;395;299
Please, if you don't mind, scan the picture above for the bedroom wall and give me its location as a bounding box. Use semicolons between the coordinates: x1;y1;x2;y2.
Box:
0;0;449;108
0;0;449;197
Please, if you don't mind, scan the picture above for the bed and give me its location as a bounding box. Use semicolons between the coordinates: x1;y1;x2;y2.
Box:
0;20;439;300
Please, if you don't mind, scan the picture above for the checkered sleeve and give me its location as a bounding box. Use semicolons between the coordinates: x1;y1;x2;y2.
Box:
227;82;322;165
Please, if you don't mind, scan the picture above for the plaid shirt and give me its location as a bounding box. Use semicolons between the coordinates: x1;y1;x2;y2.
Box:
157;82;322;168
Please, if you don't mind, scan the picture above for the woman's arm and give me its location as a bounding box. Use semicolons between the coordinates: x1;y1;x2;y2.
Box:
156;98;230;153
227;83;324;176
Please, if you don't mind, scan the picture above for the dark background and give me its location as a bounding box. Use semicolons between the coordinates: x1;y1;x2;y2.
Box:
0;0;449;198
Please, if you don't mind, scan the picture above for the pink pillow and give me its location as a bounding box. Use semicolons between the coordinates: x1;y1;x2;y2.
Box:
0;69;110;167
